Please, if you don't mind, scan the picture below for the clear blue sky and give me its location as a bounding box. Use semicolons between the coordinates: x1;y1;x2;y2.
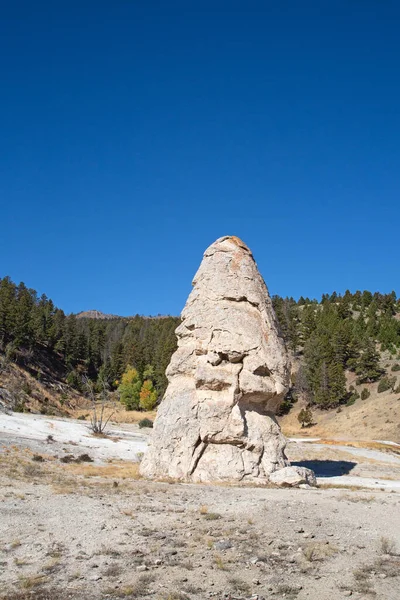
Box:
1;1;399;316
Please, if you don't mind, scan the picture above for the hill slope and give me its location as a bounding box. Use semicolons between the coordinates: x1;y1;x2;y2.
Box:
1;276;400;441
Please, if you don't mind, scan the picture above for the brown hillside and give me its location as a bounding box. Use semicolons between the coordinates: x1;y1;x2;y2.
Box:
280;351;400;443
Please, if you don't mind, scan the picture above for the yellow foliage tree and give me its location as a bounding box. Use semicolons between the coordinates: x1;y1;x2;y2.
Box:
118;366;142;410
139;379;158;411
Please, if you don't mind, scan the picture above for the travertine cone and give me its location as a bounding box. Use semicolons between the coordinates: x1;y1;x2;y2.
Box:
140;236;291;482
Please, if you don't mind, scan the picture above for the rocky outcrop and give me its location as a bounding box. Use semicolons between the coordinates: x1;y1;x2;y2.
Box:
140;236;292;483
0;388;15;414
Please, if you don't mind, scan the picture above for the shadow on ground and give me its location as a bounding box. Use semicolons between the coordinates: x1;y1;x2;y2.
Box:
292;460;357;477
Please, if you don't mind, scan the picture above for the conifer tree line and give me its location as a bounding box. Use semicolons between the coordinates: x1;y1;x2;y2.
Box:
0;276;179;404
1;276;399;412
272;290;400;409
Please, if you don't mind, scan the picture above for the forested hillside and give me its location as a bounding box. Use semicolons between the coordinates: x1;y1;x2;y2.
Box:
0;277;179;404
272;290;400;411
1;275;400;417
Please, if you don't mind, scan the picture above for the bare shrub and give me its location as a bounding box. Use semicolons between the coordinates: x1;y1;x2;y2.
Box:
228;577;250;593
84;376;115;435
380;536;397;556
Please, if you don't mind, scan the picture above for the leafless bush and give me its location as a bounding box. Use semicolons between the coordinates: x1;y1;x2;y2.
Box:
380;536;397;556
83;376;115;435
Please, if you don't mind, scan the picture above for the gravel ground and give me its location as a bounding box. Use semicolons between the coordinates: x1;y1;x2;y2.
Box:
1;414;400;600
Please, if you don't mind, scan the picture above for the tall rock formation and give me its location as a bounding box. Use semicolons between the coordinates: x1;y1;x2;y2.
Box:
140;236;291;483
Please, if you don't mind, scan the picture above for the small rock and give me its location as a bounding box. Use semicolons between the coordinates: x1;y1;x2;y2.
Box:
136;565;148;572
154;559;162;566
343;591;352;597
214;540;232;551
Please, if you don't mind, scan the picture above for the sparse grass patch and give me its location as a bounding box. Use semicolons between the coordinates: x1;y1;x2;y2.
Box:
42;557;61;573
103;564;122;577
228;577;250;593
0;588;73;600
98;545;121;557
374;556;400;577
18;574;48;589
353;565;376;595
303;542;337;562
138;526;156;537
182;584;202;594
276;584;301;597
338;493;376;503
23;463;46;478
69;405;156;424
138;572;156;584
204;512;221;521
379;536;397;555
159;592;189;600
214;553;228;570
45;543;65;558
112;584;144;598
61;461;141;479
14;557;29;567
112;573;156;598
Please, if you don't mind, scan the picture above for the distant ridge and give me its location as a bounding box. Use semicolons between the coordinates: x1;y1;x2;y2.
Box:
75;310;176;320
76;310;118;320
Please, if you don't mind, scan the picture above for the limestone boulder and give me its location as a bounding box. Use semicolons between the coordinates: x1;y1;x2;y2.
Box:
269;466;317;487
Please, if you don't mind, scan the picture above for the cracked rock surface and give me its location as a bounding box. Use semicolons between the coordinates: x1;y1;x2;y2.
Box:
141;236;291;482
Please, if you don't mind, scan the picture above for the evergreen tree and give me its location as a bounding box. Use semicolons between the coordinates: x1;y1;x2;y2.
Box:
298;407;313;427
354;340;383;383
